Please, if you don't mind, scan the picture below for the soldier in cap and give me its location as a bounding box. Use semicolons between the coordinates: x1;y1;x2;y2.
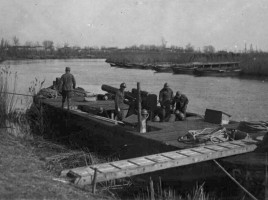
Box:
172;91;189;121
115;82;127;121
60;67;76;110
159;83;174;121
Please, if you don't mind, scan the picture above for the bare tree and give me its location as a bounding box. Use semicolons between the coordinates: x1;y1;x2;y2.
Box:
25;41;33;47
12;36;20;46
42;40;54;49
185;43;194;53
161;37;167;48
203;45;215;53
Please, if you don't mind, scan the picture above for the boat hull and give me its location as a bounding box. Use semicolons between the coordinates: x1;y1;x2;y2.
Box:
172;67;195;75
193;68;242;77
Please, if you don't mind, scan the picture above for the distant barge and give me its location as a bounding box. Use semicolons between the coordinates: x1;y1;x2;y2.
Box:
106;60;242;77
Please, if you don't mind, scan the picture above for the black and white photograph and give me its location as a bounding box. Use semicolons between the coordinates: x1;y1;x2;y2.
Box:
0;0;268;199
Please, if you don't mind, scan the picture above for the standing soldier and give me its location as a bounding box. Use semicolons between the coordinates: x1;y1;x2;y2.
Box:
172;91;189;121
115;82;126;121
159;83;174;121
60;67;76;110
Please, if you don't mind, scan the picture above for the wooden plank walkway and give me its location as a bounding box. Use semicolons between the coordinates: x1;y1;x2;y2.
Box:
61;139;257;186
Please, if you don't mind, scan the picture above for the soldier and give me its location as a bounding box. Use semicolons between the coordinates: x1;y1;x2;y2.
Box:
172;91;189;121
115;82;127;121
159;83;174;121
60;67;76;110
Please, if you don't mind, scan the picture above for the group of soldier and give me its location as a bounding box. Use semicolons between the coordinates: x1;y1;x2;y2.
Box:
159;82;189;122
59;67;189;122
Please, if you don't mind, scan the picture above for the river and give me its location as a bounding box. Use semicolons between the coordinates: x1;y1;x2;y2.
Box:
2;58;268;121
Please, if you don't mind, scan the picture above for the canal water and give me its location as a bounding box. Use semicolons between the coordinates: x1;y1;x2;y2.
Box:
3;58;268;121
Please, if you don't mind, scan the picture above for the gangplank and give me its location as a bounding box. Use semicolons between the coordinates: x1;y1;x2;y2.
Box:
61;139;258;186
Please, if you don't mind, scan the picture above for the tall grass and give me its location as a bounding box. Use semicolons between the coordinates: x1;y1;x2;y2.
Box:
0;66;19;125
133;181;212;200
0;65;44;138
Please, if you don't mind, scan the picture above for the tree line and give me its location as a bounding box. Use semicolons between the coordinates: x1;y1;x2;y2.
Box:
0;36;264;61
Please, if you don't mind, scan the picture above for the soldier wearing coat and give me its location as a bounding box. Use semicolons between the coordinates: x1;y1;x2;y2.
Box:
115;82;127;121
60;67;76;110
159;83;174;121
172;91;189;121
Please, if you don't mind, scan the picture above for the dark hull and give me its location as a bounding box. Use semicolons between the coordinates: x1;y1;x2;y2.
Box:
172;67;195;75
194;68;242;77
153;66;172;73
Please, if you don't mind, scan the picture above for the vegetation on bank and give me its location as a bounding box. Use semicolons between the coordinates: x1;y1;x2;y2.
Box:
240;53;268;76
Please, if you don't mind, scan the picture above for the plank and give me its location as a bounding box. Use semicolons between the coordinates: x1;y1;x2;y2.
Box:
129;157;155;166
178;149;202;156
161;152;188;159
204;145;228;151
91;163;120;173
145;154;171;162
191;147;215;154
69;167;95;177
62;140;257;186
111;161;137;169
217;143;241;149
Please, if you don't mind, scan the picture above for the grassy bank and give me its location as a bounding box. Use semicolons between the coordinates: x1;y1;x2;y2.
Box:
0;129;110;200
0;65;108;199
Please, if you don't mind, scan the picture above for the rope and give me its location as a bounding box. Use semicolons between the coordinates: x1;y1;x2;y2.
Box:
213;160;258;200
178;127;229;144
0;91;34;97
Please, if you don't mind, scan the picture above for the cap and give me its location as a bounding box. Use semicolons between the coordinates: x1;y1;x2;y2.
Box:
65;67;70;71
176;91;181;96
141;109;148;115
164;83;169;88
120;82;126;88
98;107;104;113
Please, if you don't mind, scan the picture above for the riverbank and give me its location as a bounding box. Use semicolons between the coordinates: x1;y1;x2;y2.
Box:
0;128;111;199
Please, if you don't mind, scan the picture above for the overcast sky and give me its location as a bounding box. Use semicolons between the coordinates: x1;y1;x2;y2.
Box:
1;0;268;51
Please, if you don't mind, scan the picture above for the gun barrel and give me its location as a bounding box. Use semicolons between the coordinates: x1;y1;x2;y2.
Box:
101;84;136;101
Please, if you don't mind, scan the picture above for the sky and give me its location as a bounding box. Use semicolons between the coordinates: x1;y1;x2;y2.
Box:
1;0;268;51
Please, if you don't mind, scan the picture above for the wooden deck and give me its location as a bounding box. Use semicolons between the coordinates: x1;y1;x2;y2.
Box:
61;139;257;186
41;96;222;153
40;96;265;185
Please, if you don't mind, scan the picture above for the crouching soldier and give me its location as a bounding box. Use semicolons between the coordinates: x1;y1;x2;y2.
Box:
172;91;189;121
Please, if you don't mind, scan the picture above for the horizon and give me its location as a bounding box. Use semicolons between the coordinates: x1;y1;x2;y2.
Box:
1;0;268;52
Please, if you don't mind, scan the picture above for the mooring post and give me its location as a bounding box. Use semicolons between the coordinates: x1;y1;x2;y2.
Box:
137;82;142;133
92;168;98;194
265;153;268;199
159;176;162;198
149;177;155;200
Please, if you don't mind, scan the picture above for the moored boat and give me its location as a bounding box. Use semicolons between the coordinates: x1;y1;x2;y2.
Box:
153;63;173;73
193;68;242;77
171;63;196;75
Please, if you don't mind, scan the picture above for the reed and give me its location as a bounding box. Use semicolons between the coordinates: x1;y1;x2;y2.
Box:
0;66;20;125
240;53;268;76
133;180;212;200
